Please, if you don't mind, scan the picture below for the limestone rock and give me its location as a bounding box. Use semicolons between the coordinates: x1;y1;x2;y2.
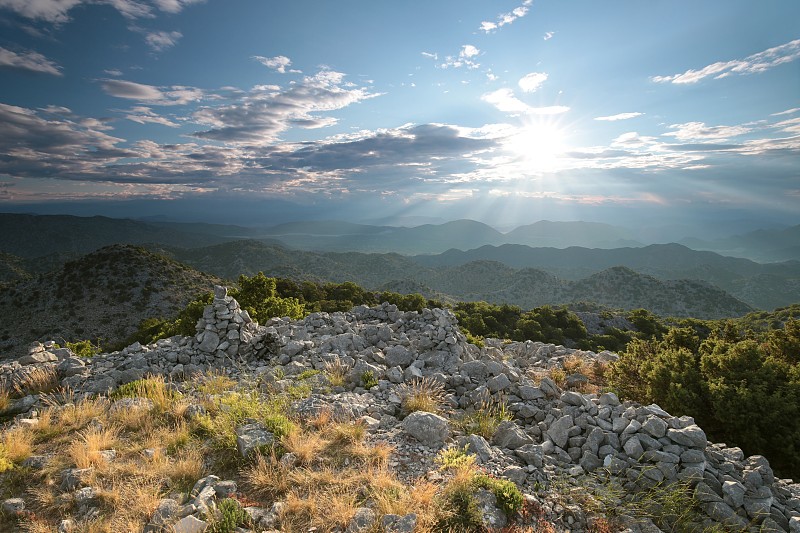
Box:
235;423;274;457
402;411;449;446
493;421;534;450
547;414;574;449
382;513;417;533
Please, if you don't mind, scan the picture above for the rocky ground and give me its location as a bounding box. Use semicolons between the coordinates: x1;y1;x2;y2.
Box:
0;288;798;532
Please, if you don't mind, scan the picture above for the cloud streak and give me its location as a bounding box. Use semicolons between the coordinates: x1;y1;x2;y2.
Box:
482;88;569;116
101;79;204;105
0;46;62;75
480;0;532;33
0;0;202;23
595;112;643;121
652;38;800;84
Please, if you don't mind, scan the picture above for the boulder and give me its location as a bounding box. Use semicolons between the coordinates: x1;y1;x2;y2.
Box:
493;421;534;450
402;411;449;447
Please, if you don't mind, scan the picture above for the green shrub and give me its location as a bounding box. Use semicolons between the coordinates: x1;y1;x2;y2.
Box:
360;370;378;389
609;320;800;478
66;339;100;357
208;498;252;533
474;473;524;517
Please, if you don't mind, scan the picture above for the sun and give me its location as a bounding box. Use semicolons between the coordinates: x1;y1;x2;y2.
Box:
506;119;567;172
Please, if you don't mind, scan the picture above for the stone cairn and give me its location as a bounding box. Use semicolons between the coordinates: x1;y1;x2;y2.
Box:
193;285;265;362
1;289;798;532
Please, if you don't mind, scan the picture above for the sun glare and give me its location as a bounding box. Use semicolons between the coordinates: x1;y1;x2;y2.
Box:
506;120;567;172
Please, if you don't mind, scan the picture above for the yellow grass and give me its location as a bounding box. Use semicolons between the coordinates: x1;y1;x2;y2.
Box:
68;425;119;469
2;427;34;464
282;429;326;466
13;366;60;397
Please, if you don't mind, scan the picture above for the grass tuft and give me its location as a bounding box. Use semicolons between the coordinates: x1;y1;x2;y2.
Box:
397;377;446;416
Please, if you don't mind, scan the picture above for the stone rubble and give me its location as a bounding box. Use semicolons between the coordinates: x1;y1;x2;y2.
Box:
1;286;798;532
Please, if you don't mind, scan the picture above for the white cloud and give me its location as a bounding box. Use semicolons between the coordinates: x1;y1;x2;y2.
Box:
663;121;751;141
191;69;380;144
543;31;555;41
771;108;800;116
145;30;182;51
421;51;438;60
482;88;569;116
440;45;480;69
0;46;62;75
101;79;204;105
253;55;296;74
0;0;202;23
104;68;123;76
595;112;643;121
518;72;547;93
121;106;179;127
652;38;800;84
150;0;204;14
480;0;533;33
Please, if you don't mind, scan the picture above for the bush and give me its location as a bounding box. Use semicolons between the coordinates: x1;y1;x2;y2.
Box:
609;320;800;478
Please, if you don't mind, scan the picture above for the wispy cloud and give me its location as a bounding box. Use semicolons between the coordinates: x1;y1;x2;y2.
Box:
482;88;569;116
144;30;182;51
771;107;799;116
595;112;643;121
480;0;533;33
253;55;299;74
518;72;547;93
104;68;123;76
421;51;438;60
0;102;133;180
101;79;204;105
191;69;380;144
0;46;62;75
0;0;203;23
543;31;555;41
150;0;204;14
663;121;751;141
440;45;480;69
120;105;179;127
652;38;800;84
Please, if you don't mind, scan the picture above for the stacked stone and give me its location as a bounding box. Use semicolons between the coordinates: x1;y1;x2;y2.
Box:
192;285;264;363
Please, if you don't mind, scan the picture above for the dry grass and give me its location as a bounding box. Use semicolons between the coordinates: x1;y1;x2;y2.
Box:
195;369;236;395
68;425;119;469
324;356;349;387
2;427;34;463
397;377;446;416
245;452;293;500
111;375;178;414
282;428;326;466
0;389;9;412
57;397;109;432
12;366;60;397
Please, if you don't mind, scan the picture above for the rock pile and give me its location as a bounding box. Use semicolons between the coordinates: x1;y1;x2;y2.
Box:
2;288;799;532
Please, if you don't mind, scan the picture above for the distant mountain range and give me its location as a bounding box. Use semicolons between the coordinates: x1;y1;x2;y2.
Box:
413;243;800;310
151;240;753;319
2;213;797;260
0;213;797;327
680;224;800;262
0;213;231;259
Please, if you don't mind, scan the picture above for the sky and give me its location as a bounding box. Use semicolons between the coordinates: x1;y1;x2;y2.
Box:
0;0;798;232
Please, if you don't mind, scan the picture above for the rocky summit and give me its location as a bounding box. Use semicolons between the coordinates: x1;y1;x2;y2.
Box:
1;287;798;532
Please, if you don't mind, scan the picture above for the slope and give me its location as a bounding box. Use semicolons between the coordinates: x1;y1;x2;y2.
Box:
0;244;221;360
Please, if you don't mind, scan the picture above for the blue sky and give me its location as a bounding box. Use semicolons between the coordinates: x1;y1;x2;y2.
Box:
0;0;798;231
